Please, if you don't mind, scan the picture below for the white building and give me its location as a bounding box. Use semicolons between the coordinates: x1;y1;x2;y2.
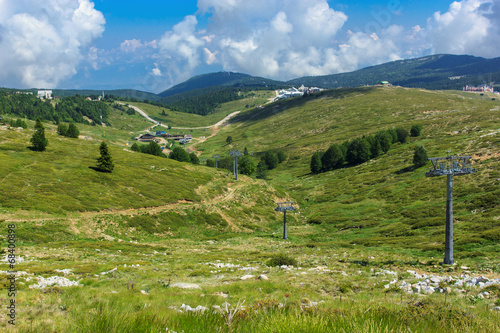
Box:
37;90;53;99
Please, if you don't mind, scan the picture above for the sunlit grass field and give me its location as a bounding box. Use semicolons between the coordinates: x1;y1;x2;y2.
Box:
0;86;499;332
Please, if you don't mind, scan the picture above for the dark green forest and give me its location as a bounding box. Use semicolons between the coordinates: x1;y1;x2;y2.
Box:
159;87;245;116
0;92;110;125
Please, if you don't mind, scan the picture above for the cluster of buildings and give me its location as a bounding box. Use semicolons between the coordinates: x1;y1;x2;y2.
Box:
37;90;53;99
274;85;323;101
136;131;193;145
463;85;495;93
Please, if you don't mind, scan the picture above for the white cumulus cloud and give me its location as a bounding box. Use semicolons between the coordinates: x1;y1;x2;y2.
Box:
0;0;105;88
426;0;500;58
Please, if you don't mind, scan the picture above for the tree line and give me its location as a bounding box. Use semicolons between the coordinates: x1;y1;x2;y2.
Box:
310;124;422;174
0;92;111;125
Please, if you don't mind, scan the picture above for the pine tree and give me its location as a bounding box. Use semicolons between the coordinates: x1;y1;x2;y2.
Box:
310;152;323;174
189;152;200;164
169;147;191;162
396;128;409;144
410;124;423;137
239;155;257;175
57;123;68;136
30;118;48;151
66;122;80;138
96;141;114;172
261;151;279;170
321;143;344;171
413;145;428;168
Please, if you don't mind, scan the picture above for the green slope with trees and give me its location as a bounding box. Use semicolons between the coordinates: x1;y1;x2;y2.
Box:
195;86;500;254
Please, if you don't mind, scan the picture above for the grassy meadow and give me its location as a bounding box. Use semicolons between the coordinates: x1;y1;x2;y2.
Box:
0;86;499;332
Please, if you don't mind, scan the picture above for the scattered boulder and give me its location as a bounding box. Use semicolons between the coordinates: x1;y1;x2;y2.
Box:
171;283;201;290
180;304;208;313
29;276;81;289
240;275;255;280
258;274;269;280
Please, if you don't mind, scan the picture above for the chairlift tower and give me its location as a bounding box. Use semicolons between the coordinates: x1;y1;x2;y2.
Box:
228;150;242;180
212;154;220;169
425;154;476;265
200;158;207;166
275;202;295;240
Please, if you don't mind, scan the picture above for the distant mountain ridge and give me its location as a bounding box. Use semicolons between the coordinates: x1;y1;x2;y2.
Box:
2;54;498;103
287;54;500;90
157;71;286;98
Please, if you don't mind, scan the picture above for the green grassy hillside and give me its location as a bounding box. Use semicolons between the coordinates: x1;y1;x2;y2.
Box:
196;86;500;255
1;86;500;333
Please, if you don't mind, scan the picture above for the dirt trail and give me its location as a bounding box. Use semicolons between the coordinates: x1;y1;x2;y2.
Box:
118;101;240;131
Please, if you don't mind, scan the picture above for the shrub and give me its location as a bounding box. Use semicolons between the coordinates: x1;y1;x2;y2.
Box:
321;143;344;171
66;122;80;138
267;253;297;267
169;147;191;162
277;150;287;163
310;152;322;174
190;152;200;165
57;123;68;136
396;128;409;143
262;151;279;170
239;155;257;175
413;145;428;168
482;228;500;241
410;124;423;137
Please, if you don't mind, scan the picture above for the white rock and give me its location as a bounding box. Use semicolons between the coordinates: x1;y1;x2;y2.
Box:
54;269;73;276
491;307;500;312
29;276;81;289
423;286;435;294
140;290;149;295
180;304;207;313
101;268;117;275
171;283;201;289
240;275;255;280
258;275;269;280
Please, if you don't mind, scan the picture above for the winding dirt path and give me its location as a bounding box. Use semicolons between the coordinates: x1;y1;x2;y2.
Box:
117;102;240;131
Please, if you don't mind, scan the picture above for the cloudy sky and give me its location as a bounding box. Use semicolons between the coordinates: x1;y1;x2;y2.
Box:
0;0;499;93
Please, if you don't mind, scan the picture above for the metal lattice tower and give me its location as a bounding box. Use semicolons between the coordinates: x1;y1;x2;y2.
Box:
275;202;295;240
425;154;476;265
212;154;220;169
228;150;242;180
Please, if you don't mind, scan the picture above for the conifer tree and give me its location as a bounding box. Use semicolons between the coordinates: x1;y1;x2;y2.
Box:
30;118;48;151
310;152;323;174
190;152;200;164
96;141;114;172
413;145;428;168
57;123;68;136
66;122;80;138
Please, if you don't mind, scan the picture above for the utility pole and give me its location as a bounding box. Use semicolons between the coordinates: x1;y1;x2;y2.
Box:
228;150;242;180
425;154;476;265
212;154;220;169
275;202;295;240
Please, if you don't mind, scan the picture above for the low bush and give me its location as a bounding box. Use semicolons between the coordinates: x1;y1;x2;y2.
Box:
267;253;298;267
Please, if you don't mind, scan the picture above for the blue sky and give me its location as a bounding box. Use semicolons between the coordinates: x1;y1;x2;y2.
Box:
0;0;499;93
